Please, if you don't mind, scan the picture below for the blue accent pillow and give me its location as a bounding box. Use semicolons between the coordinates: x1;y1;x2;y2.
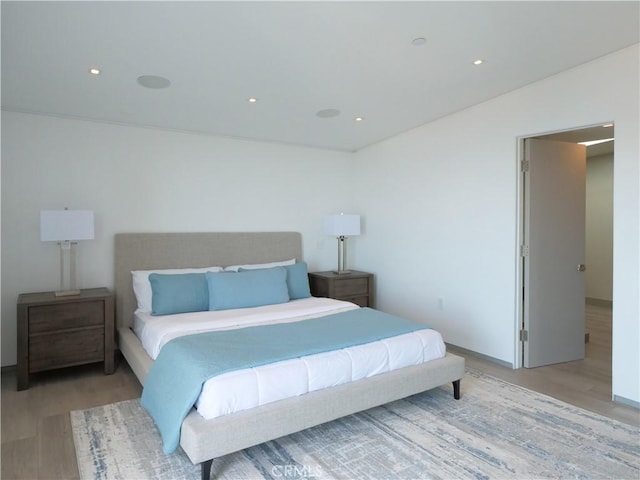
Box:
149;273;209;316
206;268;290;311
283;262;311;300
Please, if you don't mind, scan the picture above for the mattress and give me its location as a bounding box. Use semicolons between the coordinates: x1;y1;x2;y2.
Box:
134;298;446;420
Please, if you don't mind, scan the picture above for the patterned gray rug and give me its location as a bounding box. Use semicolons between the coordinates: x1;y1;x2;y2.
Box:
71;369;639;480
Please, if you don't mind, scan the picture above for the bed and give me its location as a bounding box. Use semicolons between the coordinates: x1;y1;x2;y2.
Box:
115;232;465;480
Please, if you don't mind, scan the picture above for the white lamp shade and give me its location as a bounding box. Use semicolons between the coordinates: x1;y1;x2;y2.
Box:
324;214;361;237
40;210;95;241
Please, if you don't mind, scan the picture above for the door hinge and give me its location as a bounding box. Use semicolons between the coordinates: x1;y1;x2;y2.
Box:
521;159;529;172
520;244;529;257
520;329;528;342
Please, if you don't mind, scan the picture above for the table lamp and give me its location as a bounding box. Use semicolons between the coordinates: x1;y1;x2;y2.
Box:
324;213;361;274
40;209;95;296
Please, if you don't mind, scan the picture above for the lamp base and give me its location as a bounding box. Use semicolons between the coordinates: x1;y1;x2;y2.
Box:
55;289;81;297
331;270;353;275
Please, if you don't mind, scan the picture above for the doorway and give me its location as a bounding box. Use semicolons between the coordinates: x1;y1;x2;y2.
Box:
517;124;614;373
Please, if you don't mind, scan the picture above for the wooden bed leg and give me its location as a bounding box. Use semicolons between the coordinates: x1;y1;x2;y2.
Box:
201;459;213;480
452;379;461;400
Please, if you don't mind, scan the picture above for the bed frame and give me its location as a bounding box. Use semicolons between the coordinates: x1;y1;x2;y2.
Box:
114;232;465;480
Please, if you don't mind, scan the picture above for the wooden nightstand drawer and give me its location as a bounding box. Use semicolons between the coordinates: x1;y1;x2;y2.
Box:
28;301;104;333
308;271;374;308
333;277;369;297
348;296;370;308
29;327;104;372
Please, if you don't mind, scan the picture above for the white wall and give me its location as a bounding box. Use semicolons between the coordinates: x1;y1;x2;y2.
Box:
353;45;639;405
1;112;354;366
586;153;614;302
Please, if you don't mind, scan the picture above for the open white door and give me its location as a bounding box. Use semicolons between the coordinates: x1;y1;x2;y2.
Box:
523;138;586;368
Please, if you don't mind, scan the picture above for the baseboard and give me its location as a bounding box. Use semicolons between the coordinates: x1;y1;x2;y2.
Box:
1;364;17;374
446;343;514;369
586;297;612;307
613;395;640;409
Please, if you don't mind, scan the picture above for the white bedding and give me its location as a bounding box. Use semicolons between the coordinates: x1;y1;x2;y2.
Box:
134;298;446;420
135;297;360;360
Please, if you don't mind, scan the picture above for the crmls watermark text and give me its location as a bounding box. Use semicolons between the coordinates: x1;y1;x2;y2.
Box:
271;464;321;478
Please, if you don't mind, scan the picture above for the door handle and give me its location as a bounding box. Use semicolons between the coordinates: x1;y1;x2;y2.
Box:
577;264;586;272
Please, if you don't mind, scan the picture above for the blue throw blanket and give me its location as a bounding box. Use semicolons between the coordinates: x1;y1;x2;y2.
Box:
140;307;430;453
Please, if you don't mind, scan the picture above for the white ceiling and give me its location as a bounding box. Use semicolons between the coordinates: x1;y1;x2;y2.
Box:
2;1;638;152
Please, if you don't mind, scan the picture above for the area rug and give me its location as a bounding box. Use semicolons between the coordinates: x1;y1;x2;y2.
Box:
71;369;639;479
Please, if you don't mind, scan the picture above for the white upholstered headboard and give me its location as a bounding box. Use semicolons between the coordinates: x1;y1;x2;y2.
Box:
114;232;303;329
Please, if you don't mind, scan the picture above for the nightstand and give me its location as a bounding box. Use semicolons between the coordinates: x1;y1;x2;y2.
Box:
17;287;115;390
308;270;374;307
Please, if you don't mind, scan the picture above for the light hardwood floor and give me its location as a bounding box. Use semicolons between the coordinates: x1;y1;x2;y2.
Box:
452;302;639;427
2;304;638;479
1;359;141;480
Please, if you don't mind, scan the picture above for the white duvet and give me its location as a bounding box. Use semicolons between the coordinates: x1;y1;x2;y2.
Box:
134;298;446;420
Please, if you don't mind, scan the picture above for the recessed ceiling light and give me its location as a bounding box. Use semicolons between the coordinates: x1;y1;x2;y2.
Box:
354;116;364;122
316;109;341;118
411;37;427;46
89;67;101;75
137;75;171;89
247;97;258;103
473;59;484;65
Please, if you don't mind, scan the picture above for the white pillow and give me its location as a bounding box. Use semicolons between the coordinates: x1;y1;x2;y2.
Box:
223;258;296;272
131;266;223;313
